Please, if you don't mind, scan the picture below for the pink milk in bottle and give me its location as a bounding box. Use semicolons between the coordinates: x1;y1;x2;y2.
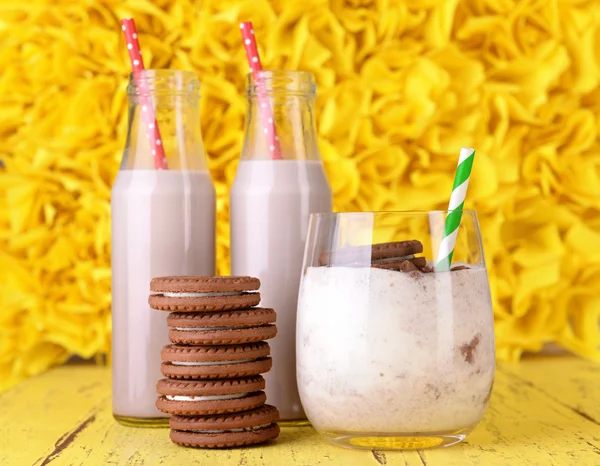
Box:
230;71;332;422
111;70;215;426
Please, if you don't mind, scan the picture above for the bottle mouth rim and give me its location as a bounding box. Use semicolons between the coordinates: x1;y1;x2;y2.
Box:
246;70;316;96
130;69;199;79
128;70;201;96
246;70;314;78
308;210;480;222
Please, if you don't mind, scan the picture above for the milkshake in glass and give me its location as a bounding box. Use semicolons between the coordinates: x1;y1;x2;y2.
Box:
297;211;495;449
231;71;332;422
111;71;216;426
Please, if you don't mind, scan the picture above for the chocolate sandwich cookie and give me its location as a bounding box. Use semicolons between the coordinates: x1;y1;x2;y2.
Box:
169;405;280;448
372;256;428;271
161;342;272;379
320;240;424;267
149;276;261;312
156;376;266;415
168;308;277;345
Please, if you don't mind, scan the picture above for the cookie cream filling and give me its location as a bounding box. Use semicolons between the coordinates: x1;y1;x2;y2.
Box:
173;325;258;331
371;254;415;264
183;423;272;434
171;359;255;366
165;393;249;401
162;291;244;298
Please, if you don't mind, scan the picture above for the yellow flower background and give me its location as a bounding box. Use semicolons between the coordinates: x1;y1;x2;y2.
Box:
1;0;599;390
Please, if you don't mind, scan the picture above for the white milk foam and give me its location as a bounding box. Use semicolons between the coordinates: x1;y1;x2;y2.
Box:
297;266;495;433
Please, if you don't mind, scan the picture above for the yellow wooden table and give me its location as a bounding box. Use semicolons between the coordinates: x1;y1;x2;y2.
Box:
1;355;599;465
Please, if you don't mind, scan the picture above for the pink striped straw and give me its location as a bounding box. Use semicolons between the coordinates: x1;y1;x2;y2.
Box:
121;18;168;170
240;21;282;160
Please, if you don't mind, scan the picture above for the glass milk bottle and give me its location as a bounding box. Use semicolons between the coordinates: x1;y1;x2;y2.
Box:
111;70;216;426
230;71;332;422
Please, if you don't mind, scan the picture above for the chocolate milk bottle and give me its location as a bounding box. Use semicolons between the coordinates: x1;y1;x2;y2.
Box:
230;71;332;422
111;70;215;426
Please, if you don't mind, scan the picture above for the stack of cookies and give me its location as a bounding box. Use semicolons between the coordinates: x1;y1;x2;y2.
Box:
148;276;280;448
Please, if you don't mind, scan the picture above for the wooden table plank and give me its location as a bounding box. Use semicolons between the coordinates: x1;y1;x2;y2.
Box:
0;365;108;466
500;355;600;424
419;364;600;466
40;396;424;466
1;357;599;465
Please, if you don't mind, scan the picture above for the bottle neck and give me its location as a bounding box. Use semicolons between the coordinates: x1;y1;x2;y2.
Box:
241;71;321;162
121;70;208;171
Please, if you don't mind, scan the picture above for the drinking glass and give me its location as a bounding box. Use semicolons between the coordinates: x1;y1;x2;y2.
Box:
296;211;495;450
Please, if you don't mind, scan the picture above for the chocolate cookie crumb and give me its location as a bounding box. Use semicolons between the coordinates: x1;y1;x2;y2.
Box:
398;260;420;272
425;383;441;400
451;265;471;271
459;335;481;364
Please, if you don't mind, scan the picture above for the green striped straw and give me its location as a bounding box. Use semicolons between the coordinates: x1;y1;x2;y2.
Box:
436;147;476;271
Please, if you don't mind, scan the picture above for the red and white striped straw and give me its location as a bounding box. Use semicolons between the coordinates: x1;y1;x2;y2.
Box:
121;18;168;170
239;21;282;160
